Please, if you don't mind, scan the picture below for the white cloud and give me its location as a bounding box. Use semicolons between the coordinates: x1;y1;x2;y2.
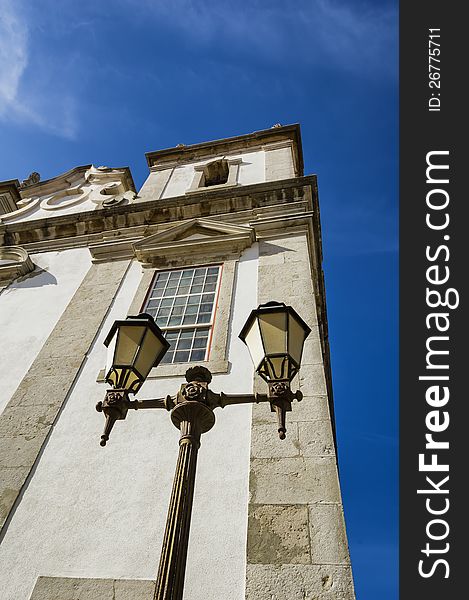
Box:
128;0;397;77
0;0;28;112
0;0;78;139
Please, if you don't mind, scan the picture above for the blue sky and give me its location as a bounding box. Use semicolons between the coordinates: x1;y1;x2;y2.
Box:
1;1;398;597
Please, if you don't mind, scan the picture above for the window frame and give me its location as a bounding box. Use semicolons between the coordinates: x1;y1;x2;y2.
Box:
186;157;242;194
98;258;238;380
141;263;223;364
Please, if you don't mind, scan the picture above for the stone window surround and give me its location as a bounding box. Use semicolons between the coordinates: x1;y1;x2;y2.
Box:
186;157;242;194
130;259;235;377
97;258;236;381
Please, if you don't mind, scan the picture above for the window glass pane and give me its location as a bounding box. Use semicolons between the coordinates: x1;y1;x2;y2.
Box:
161;351;174;363
193;336;207;348
183;315;197;325
180;329;193;338
144;268;220;364
178;338;192;350
190;349;206;361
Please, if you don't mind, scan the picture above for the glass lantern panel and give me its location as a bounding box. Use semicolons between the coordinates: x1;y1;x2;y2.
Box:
105;331;118;380
288;313;307;365
105;366;119;388
134;329;167;378
126;370;141;393
114;325;146;366
267;355;288;380
244;318;264;370
258;311;287;355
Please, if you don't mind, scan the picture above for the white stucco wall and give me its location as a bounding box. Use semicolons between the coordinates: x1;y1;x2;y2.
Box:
0;245;259;600
160;151;266;199
0;248;92;415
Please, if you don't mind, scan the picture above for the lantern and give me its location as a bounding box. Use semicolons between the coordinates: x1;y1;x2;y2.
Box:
239;302;311;383
104;313;169;393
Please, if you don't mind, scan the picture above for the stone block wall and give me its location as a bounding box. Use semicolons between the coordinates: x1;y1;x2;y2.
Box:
245;235;355;599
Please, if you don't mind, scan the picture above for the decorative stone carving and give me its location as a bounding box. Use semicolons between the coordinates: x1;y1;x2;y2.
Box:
0;165;136;223
132;217;256;268
188;156;242;193
19;172;41;189
0;246;35;286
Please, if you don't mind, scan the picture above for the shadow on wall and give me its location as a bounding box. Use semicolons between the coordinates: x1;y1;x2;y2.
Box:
7;267;58;291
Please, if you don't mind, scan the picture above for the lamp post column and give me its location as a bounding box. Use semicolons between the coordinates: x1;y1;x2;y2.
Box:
154;370;215;600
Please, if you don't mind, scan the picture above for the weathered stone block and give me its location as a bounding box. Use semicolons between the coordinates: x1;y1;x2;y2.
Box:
25;356;84;380
114;579;156;600
301;333;324;366
299;364;327;395
251;394;331;425
0;434;47;469
29;577;114;600
8;375;73;407
287;395;332;423
250;423;300;458
0;403;59;437
0;466;30;525
248;504;310;564
245;564;355;600
308;504;351;565
298;421;335;457
250;457;341;504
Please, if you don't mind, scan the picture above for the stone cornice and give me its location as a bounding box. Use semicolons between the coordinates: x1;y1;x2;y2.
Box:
145;124;304;177
1;176;316;250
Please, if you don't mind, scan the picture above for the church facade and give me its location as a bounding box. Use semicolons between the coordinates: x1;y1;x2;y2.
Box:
0;125;355;599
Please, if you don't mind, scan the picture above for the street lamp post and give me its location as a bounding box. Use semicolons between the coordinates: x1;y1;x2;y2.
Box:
96;303;311;600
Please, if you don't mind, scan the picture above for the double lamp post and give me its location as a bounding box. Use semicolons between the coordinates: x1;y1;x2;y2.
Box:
96;301;311;600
